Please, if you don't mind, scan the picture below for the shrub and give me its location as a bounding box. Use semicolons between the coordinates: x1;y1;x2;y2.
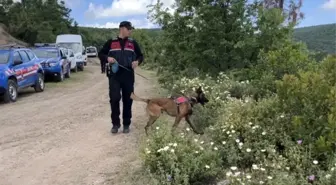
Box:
276;55;336;163
249;41;315;98
140;120;223;185
208;96;336;185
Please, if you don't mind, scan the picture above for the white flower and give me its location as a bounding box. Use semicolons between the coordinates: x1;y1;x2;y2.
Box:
230;125;234;129
313;160;318;165
195;151;199;154
234;172;241;176
252;164;258;170
331;167;335;171
261;149;266;152
156;127;159;130
210;142;214;145
230;166;238;171
280;114;285;118
231;130;236;133
267;176;273;180
239;142;243;147
146;150;151;154
236;139;240;143
248;122;253;125
168;143;173;146
286;167;290;170
173;143;177;147
214;147;218;150
222;141;226;145
200;141;204;144
262;131;266;135
200;146;204;150
325;174;331;179
170;149;175;153
186;128;190;131
259;181;264;184
260;168;266;171
226;171;232;177
157;148;162;152
226;131;230;134
205;165;210;169
229;134;232;137
194;139;198;142
163;146;169;151
246;175;251;179
246;148;251;153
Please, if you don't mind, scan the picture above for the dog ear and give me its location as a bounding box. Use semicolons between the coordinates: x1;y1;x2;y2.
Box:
196;86;203;94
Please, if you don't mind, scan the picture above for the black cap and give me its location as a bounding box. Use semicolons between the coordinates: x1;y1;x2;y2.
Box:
119;21;134;30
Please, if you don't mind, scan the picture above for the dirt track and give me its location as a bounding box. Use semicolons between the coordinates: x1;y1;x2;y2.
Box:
0;58;156;185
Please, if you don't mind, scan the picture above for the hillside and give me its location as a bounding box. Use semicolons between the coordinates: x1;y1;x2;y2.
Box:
293;23;336;54
0;24;28;46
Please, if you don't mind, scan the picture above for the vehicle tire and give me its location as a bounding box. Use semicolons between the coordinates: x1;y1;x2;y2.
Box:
78;65;84;71
34;73;45;92
3;79;18;103
73;65;78;73
56;68;64;82
65;65;71;78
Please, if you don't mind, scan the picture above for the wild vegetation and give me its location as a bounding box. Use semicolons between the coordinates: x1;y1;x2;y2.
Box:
1;0;335;185
136;0;336;185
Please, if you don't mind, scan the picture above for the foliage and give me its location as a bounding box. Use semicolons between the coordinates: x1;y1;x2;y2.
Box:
141;121;223;185
139;0;336;184
0;0;75;44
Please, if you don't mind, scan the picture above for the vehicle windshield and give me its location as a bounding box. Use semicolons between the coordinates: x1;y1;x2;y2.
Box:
0;50;10;64
57;43;82;53
87;48;96;53
31;49;59;58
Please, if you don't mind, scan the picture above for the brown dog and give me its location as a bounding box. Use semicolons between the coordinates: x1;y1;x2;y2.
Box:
130;87;209;136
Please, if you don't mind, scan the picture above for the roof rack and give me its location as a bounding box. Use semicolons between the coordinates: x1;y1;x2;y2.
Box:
0;43;26;49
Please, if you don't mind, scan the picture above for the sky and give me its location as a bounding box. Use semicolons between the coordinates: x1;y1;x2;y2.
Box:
62;0;336;28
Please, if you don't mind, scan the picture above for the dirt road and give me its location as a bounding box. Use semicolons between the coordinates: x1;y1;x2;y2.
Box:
0;59;156;185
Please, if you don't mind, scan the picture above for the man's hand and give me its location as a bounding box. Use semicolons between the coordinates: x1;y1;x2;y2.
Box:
107;57;116;63
132;61;139;69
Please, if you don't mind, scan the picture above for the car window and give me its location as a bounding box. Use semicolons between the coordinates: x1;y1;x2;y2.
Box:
26;50;36;60
18;51;30;63
13;51;22;62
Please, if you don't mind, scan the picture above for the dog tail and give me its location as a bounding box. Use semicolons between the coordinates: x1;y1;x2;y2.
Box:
130;92;150;103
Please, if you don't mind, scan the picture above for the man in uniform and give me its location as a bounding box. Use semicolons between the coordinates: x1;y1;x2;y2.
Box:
98;21;144;134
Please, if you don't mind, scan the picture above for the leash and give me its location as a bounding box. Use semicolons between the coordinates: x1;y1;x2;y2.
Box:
107;61;149;80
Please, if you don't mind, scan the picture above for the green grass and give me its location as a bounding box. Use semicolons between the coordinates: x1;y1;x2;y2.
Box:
44;70;89;89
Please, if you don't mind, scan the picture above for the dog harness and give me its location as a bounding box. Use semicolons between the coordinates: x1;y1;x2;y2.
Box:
172;96;192;114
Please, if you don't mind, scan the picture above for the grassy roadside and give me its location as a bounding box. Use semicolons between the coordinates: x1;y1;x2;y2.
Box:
44;69;90;89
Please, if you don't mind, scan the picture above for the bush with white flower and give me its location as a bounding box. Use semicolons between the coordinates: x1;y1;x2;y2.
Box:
140;121;223;185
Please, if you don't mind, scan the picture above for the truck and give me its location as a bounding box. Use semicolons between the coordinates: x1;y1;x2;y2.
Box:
55;34;87;71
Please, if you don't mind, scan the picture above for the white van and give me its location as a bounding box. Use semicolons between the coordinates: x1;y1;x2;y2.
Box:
55;34;86;71
86;46;98;57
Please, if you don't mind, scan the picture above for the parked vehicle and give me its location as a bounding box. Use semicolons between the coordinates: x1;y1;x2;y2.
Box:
0;43;45;103
86;46;97;57
31;44;71;82
66;48;77;72
56;34;86;71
